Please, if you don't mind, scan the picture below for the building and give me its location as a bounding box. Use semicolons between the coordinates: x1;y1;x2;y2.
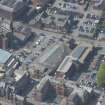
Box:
27;75;55;102
55;44;93;80
59;97;68;105
56;56;75;79
0;81;6;97
0;18;11;49
13;26;32;47
36;43;69;68
0;19;32;48
34;76;52;101
14;70;30;96
4;55;19;70
0;49;20;76
0;35;8;49
31;43;69;79
27;76;66;103
0;0;28;19
69;44;93;64
98;32;105;41
25;75;93;105
96;94;105;105
0;49;12;64
52;0;85;13
40;13;69;33
92;0;104;9
78;19;99;39
68;88;89;105
55;79;65;96
0;69;33;105
31;0;51;9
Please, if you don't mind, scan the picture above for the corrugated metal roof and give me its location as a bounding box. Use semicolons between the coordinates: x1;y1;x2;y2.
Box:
0;49;11;64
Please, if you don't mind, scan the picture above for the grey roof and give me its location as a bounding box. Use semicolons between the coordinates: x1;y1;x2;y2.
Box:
0;0;26;12
13;1;26;12
68;86;90;105
0;0;17;8
14;69;26;82
0;18;11;32
41;13;69;27
0;49;11;64
102;97;105;105
36;75;50;92
36;43;69;68
70;44;93;63
14;27;32;41
71;47;86;60
98;33;105;40
57;56;73;73
14;32;26;41
0;4;13;12
0;81;5;88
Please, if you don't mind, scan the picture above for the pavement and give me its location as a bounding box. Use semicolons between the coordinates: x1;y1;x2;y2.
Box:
1;1;105;105
0;98;15;105
30;25;105;47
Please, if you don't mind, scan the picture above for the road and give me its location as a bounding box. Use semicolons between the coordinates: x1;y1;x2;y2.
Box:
21;6;104;49
30;25;105;47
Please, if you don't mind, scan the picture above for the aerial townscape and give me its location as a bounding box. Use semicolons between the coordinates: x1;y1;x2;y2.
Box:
1;0;105;105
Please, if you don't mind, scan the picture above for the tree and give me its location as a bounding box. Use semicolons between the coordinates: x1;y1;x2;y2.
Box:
96;63;105;87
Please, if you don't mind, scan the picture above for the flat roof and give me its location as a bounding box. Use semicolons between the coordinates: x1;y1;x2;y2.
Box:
57;56;73;73
14;70;26;82
0;0;26;13
0;0;16;8
70;44;93;63
37;43;67;66
71;47;86;60
53;0;85;14
41;13;69;26
36;75;50;91
0;49;11;64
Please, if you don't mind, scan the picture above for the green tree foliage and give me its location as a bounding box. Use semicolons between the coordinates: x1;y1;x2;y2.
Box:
96;63;105;87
